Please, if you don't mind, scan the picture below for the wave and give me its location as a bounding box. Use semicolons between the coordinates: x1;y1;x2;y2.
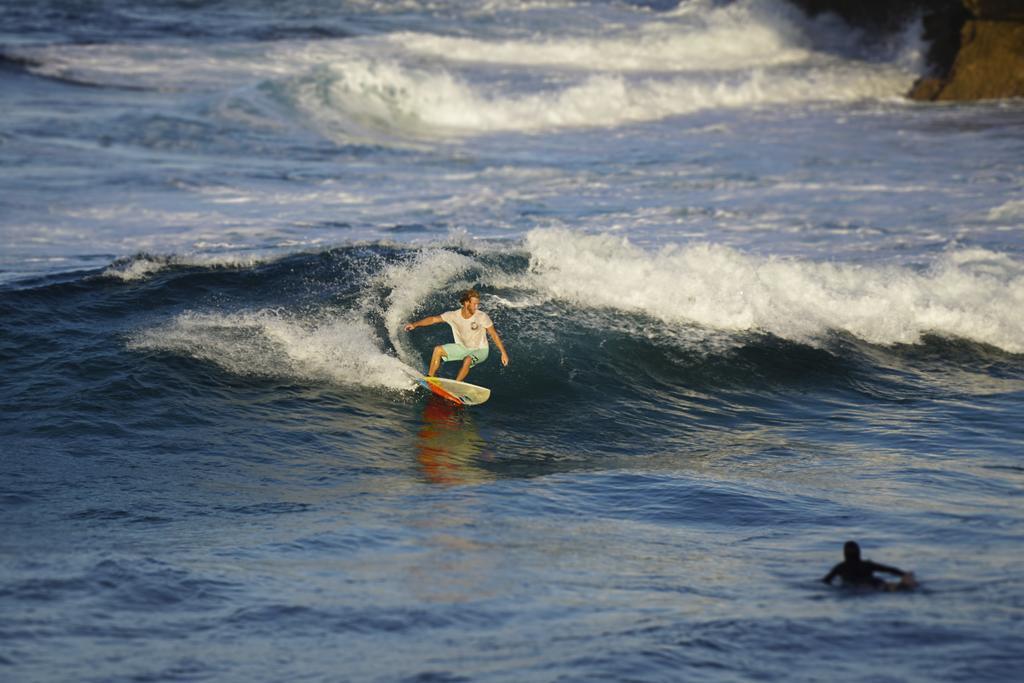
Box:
122;247;485;392
102;252;278;282
285;0;917;135
117;236;1024;402
297;58;911;136
523;230;1024;353
7;0;922;139
128;309;414;391
393;1;814;73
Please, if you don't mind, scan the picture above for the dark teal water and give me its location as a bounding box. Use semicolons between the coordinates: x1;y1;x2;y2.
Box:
3;246;1023;681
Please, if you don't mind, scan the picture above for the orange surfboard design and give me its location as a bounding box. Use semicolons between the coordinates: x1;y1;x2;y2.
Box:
402;364;491;406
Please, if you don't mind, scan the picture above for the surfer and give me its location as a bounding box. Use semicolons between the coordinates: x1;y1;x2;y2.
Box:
822;541;916;590
404;288;509;381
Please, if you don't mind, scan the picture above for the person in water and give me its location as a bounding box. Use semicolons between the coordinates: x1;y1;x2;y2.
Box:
822;541;916;590
404;288;509;381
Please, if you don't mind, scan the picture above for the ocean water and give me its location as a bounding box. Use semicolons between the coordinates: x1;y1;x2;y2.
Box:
2;0;1023;680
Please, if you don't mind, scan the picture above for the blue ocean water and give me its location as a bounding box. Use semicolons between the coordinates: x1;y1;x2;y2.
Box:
2;1;1023;680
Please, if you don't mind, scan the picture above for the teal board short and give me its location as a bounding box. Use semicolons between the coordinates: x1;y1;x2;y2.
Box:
442;343;489;367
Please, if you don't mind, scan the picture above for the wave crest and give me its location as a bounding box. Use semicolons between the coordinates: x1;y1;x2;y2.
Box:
524;230;1024;353
129;309;414;390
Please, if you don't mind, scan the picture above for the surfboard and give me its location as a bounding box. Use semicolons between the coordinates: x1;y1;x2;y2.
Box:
401;365;491;406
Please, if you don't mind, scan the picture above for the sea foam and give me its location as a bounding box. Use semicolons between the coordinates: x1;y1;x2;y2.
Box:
395;0;812;73
125;247;491;390
12;0;919;138
300;59;910;136
129;309;414;390
102;253;275;282
523;229;1024;353
291;0;914;135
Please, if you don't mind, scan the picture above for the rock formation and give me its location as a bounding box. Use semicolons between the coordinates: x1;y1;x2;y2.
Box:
786;0;1024;101
910;1;1024;100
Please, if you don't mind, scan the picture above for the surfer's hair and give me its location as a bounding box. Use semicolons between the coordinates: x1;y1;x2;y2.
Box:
460;288;481;304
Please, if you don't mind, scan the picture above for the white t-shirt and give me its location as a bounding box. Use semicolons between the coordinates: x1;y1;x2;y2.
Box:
441;309;493;350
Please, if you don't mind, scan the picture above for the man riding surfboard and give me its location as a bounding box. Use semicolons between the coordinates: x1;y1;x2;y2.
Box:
403;288;510;381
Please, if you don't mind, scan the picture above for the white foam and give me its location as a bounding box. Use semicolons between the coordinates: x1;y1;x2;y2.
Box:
523;229;1024;353
285;0;915;135
300;58;911;135
102;252;273;282
987;199;1024;222
129;310;414;390
12;0;917;139
363;249;481;362
394;1;812;72
125;246;510;388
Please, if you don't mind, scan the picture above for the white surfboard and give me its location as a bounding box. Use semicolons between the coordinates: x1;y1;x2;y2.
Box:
400;364;491;406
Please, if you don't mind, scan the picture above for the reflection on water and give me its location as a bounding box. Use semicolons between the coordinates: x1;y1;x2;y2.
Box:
417;396;493;485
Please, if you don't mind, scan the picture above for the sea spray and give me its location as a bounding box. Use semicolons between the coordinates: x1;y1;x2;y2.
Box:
524;229;1024;353
129;309;412;390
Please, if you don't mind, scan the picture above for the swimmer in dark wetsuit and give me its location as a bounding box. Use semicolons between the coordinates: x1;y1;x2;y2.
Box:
822;541;916;590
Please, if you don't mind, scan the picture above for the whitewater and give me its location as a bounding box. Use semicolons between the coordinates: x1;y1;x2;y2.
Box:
2;1;1022;681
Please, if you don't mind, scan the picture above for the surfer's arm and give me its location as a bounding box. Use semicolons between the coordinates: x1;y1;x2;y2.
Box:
404;315;444;331
487;325;509;366
822;563;842;584
866;560;905;577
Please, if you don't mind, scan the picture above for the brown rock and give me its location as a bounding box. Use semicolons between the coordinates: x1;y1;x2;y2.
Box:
908;76;947;100
786;1;1024;101
911;19;1024;99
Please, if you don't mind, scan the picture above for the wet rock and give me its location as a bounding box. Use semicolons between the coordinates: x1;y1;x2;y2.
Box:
786;1;1024;101
910;18;1024;100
